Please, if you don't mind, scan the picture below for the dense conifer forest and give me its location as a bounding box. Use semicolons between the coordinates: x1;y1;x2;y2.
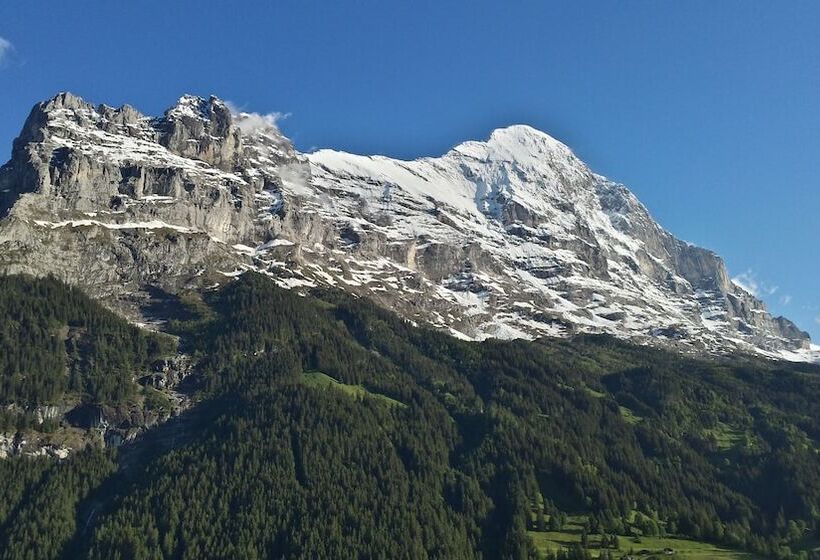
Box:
1;273;819;559
0;275;175;431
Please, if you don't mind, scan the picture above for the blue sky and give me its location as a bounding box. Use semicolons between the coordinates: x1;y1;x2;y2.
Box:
1;1;818;340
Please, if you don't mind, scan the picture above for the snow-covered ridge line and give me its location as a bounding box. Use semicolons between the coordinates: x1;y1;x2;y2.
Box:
0;92;813;363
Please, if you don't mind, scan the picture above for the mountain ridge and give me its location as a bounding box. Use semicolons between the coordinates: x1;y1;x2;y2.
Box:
0;92;816;362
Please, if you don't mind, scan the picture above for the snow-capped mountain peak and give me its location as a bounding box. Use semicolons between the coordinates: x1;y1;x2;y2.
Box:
0;92;815;363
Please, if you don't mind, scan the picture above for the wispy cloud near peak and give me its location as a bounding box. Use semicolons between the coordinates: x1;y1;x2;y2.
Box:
732;269;778;298
0;36;13;65
225;101;289;134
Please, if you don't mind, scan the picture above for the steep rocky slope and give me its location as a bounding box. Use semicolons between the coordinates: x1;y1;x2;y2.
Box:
0;92;815;361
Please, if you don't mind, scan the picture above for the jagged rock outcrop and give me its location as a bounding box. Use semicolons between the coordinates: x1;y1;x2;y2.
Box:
0;92;815;361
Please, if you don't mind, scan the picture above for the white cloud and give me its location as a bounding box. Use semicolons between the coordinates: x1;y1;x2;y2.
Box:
732;270;759;296
731;269;778;298
780;294;792;306
225;101;289;134
0;36;13;64
815;316;820;326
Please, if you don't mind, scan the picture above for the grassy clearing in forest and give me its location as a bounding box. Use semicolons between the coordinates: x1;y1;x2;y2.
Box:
528;529;761;559
527;513;762;559
300;371;406;407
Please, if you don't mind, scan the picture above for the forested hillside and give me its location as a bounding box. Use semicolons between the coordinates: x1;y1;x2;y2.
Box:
1;273;819;559
0;275;176;435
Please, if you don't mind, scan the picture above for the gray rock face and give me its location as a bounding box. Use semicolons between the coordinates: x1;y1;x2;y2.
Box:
157;95;243;170
0;92;814;362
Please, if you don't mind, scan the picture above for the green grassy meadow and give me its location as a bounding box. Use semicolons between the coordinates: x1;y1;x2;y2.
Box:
300;371;406;407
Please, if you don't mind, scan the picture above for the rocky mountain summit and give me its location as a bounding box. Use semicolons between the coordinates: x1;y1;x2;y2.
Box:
0;92;816;362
